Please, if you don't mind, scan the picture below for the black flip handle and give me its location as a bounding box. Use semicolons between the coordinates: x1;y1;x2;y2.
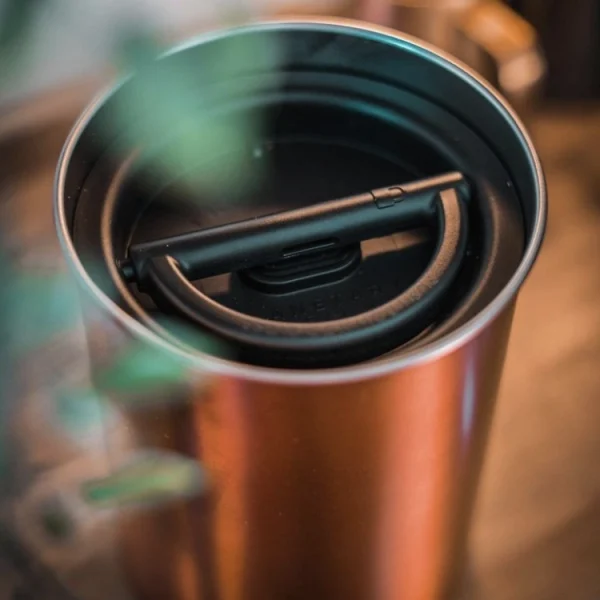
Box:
119;172;469;367
121;172;467;288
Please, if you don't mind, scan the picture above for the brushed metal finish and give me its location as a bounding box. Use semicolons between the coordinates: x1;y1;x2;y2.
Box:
108;305;515;600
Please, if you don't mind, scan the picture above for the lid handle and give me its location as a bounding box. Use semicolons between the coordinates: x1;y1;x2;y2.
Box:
119;172;469;367
120;172;467;288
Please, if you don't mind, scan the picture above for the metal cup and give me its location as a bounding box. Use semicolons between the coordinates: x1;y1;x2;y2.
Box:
55;18;546;600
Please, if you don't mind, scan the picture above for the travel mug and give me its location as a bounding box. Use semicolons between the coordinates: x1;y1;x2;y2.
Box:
54;18;546;600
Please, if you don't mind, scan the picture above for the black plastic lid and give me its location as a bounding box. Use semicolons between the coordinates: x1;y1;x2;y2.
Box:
62;21;537;369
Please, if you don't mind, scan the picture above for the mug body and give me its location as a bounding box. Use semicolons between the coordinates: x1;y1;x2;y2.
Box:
55;18;546;600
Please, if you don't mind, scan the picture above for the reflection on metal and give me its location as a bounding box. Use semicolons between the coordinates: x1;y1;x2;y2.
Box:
115;328;514;600
461;349;477;442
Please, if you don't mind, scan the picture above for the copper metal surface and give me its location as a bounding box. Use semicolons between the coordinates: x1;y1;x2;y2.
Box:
112;307;514;600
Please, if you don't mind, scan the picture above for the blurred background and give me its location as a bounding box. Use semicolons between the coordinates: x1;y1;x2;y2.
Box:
1;1;600;599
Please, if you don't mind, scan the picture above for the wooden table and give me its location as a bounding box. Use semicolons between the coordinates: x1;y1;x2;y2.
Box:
470;107;600;600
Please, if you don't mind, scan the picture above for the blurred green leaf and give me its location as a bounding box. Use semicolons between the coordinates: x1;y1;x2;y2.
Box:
0;0;53;77
38;496;75;542
95;341;189;394
94;313;223;397
108;23;282;200
54;386;108;433
81;450;207;509
0;0;42;50
4;270;81;353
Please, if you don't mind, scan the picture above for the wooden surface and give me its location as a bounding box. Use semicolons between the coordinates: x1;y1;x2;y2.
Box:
2;105;600;599
469;107;600;600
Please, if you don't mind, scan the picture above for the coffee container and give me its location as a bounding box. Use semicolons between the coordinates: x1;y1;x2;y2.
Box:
54;18;546;600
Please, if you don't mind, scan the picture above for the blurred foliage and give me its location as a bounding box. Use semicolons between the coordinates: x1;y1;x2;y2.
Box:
0;0;283;512
0;0;39;49
54;386;108;434
109;16;281;200
0;0;51;76
94;319;222;399
38;495;75;542
95;339;191;396
0;251;10;481
4;269;81;354
81;450;207;509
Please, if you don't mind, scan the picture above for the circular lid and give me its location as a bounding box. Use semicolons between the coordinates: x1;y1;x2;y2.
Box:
57;19;545;374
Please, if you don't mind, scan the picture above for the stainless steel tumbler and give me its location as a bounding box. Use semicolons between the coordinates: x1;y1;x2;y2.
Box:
54;18;546;600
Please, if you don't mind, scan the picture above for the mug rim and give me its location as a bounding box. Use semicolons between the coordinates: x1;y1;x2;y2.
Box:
54;16;547;385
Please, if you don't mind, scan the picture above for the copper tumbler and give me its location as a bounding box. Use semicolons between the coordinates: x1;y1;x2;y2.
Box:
54;18;546;600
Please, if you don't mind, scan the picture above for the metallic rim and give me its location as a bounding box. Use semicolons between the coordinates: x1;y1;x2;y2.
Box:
54;17;547;385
